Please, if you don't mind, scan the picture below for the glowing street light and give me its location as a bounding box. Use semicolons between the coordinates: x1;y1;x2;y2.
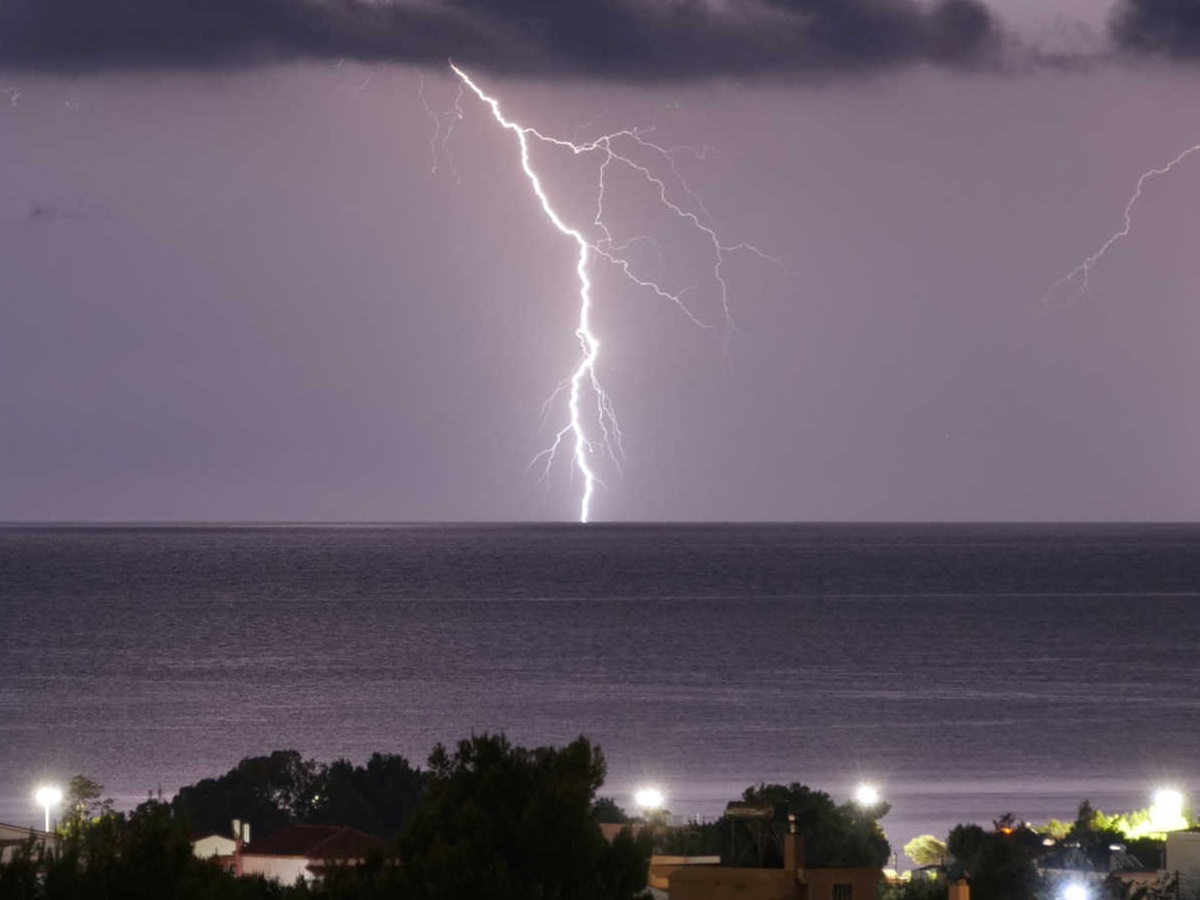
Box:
34;785;62;833
1150;788;1186;831
635;786;665;818
855;784;880;807
1061;882;1089;900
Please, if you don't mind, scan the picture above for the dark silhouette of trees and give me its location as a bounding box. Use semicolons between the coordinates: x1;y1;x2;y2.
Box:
590;797;632;824
650;781;889;867
735;782;891;867
173;750;324;837
396;733;650;900
7;800;283;900
308;753;424;838
946;823;1038;900
1;736;647;899
172;750;424;839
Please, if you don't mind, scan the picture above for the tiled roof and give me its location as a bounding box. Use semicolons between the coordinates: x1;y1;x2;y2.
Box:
243;825;384;860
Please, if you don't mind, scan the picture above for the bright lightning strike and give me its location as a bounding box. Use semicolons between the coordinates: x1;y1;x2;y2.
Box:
1045;140;1200;308
447;65;781;523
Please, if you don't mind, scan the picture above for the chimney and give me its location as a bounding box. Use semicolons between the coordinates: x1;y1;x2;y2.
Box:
784;814;805;871
232;819;245;877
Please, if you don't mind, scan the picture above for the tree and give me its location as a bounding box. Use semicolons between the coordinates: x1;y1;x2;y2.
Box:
16;798;293;900
946;823;1038;900
310;753;424;837
60;775;114;835
905;834;948;866
734;783;890;867
1033;818;1071;840
173;750;324;836
397;733;650;900
590;798;631;825
1067;800;1131;869
173;750;424;840
1073;799;1100;834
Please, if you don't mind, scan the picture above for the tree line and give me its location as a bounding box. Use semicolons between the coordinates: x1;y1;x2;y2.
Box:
0;734;892;900
1;735;649;900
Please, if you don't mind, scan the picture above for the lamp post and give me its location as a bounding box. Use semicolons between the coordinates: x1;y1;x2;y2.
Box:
34;785;62;833
635;786;666;824
855;784;880;807
1151;788;1186;832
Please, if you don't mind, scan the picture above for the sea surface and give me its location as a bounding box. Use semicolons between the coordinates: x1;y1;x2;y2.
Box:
2;523;1199;861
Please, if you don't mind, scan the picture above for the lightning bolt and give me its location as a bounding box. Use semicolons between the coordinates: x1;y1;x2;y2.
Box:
418;71;465;183
1045;141;1200;308
448;65;782;523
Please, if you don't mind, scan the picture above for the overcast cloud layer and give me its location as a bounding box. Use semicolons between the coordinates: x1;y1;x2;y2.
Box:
0;0;1001;78
3;0;1197;79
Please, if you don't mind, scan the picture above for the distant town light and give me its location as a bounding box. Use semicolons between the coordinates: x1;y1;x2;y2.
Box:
34;785;62;832
1061;883;1089;900
855;784;880;806
635;787;665;812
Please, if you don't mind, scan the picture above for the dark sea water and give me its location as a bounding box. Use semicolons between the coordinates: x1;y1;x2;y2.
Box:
3;523;1200;861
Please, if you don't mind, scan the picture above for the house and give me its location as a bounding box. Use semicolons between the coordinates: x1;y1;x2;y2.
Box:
191;831;237;862
0;823;57;863
1166;829;1200;899
1036;841;1159;900
668;826;884;900
238;824;386;884
648;855;722;899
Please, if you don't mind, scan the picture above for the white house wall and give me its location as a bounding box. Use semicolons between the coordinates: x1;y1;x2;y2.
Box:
241;854;311;884
192;835;236;859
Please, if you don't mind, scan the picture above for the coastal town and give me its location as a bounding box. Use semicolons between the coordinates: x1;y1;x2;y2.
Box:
1;742;1197;900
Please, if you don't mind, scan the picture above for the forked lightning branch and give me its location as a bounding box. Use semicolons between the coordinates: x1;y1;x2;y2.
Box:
446;65;779;523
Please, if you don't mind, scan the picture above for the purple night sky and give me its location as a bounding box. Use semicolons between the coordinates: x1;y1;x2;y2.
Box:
2;0;1199;523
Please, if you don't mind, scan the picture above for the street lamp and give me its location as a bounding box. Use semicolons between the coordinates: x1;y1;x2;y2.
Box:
34;785;62;833
1061;882;1089;900
855;784;880;807
635;786;666;821
1150;788;1186;832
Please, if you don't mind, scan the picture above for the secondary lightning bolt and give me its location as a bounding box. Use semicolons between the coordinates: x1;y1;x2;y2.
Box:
418;71;464;183
449;65;782;522
1045;141;1200;308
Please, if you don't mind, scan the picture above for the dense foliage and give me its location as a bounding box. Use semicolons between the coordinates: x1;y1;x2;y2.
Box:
903;834;948;866
654;780;890;868
736;782;890;867
0;736;648;900
396;734;650;900
173;750;423;839
0;800;287;900
946;823;1038;900
589;797;632;825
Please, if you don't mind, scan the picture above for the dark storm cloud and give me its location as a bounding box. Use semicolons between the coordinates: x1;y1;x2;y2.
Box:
0;0;999;78
1111;0;1200;57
